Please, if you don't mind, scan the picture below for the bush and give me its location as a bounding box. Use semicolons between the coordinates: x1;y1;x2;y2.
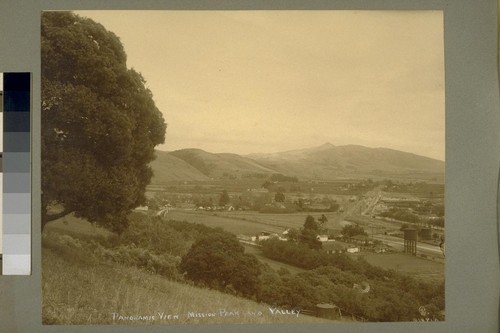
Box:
92;243;182;280
180;232;261;296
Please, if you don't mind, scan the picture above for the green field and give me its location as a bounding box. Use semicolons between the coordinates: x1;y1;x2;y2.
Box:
164;210;346;236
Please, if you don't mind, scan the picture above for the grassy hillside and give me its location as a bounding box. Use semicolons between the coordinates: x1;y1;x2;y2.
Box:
42;218;331;325
250;144;445;180
42;248;329;325
150;150;210;183
169;149;275;179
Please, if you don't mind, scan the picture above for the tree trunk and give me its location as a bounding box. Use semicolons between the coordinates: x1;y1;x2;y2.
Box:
41;207;73;232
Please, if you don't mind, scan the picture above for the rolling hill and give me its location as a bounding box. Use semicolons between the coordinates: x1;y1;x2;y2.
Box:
150;144;445;182
247;143;445;180
149;151;210;182
168;148;276;178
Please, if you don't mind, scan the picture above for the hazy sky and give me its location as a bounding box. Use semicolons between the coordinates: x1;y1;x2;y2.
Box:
75;10;445;160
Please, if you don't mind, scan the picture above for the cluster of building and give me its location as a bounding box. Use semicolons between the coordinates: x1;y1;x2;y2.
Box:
320;234;391;254
245;229;391;255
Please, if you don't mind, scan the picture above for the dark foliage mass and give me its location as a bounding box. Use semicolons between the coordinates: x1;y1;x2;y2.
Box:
180;232;261;297
341;224;367;238
259;239;444;321
41;12;166;232
299;215;322;249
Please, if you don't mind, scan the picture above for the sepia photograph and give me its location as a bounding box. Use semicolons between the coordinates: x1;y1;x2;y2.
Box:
41;10;446;325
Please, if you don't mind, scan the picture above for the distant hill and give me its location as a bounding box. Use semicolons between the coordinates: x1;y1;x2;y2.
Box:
247;143;445;180
168;148;276;179
150;150;210;182
150;144;445;182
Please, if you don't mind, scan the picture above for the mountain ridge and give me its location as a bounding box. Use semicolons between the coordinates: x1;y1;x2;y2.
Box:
151;143;445;183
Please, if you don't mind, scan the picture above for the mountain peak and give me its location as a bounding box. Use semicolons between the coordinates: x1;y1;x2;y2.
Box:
316;142;335;150
321;142;334;147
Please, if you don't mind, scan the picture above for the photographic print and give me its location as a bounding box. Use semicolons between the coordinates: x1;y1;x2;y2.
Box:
41;10;445;325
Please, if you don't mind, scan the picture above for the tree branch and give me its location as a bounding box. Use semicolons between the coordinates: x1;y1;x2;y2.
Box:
46;208;73;222
42;208;73;231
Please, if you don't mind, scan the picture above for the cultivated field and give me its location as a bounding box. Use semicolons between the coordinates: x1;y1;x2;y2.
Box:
164;210;348;237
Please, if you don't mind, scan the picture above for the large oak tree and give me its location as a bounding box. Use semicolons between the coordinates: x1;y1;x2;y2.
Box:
41;12;166;233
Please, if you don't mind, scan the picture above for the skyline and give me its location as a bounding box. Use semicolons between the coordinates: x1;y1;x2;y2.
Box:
75;10;445;160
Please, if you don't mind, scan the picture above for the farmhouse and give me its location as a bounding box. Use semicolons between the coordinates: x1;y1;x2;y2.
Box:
316;235;329;242
251;231;281;242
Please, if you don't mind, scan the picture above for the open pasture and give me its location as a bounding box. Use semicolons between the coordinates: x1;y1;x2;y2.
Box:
164;210;277;235
164;210;347;236
148;178;367;196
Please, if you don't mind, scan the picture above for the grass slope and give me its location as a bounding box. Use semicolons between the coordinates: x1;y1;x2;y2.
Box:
42;219;330;325
42;248;329;325
169;149;276;179
250;144;445;180
150;150;210;183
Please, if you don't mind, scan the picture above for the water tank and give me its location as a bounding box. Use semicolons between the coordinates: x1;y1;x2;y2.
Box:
403;228;418;241
420;228;432;240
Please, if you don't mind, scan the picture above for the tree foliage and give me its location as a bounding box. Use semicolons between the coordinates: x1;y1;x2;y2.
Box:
300;215;322;249
274;191;286;203
180;232;261;296
303;215;319;231
318;214;328;226
219;189;230;206
41;12;166;232
341;224;367;238
259;239;444;321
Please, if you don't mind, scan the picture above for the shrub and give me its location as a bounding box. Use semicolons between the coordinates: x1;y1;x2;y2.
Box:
180;232;261;297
